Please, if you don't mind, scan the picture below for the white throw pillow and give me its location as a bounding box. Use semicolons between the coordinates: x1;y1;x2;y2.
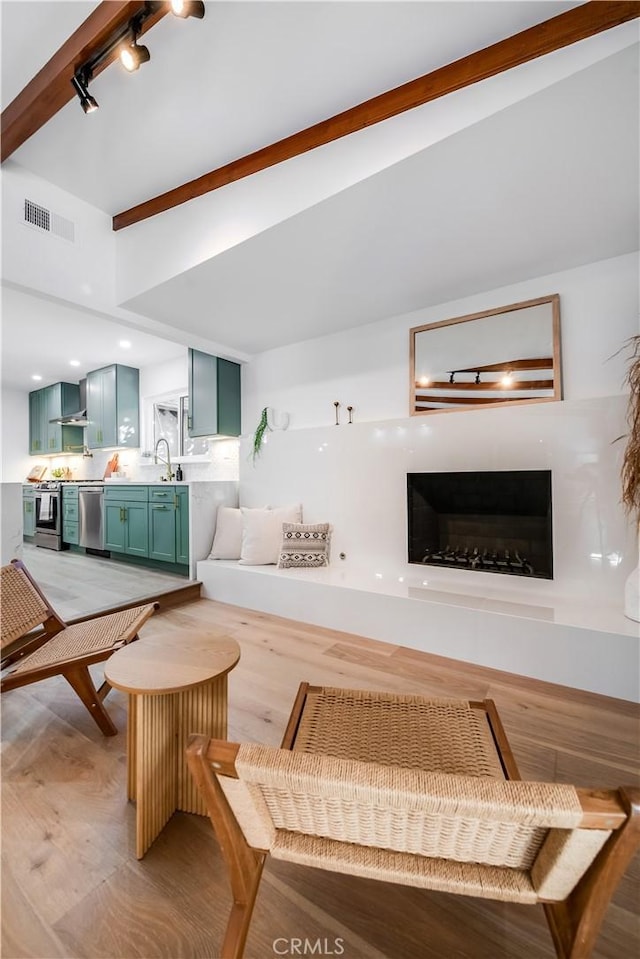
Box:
208;507;243;560
239;504;302;565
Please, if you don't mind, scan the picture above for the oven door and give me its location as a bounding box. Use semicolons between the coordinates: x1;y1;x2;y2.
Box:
35;490;62;549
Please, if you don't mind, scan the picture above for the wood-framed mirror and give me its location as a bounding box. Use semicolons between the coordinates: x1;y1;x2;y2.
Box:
410;294;561;415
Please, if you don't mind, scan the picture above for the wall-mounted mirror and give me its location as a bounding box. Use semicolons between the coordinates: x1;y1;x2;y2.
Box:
410;294;561;415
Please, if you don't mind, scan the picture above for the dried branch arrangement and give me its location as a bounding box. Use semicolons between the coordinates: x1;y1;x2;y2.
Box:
622;335;640;516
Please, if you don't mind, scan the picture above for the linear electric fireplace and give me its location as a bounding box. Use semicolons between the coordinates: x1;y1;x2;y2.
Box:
407;470;553;579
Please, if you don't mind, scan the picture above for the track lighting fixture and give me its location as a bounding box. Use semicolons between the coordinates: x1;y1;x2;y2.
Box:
71;72;99;114
170;0;205;18
73;0;205;115
120;40;151;72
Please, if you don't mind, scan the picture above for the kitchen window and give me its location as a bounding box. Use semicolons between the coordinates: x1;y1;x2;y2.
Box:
153;394;208;457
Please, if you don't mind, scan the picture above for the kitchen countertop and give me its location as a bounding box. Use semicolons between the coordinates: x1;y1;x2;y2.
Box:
103;480;191;485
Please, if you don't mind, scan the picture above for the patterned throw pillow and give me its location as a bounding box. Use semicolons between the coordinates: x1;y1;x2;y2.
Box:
277;523;331;568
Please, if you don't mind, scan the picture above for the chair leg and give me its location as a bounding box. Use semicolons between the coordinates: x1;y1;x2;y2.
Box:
544;786;640;958
62;665;118;736
221;853;266;959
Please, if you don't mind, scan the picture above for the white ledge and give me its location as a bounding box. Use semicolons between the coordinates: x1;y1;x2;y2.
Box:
197;559;639;702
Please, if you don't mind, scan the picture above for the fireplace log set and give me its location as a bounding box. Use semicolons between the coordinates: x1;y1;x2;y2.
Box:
421;546;534;575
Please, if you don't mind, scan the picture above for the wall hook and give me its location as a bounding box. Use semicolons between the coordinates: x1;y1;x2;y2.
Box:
347;406;353;424
334;401;340;425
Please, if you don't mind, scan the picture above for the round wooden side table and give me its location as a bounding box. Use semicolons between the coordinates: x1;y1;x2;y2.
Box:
105;630;240;859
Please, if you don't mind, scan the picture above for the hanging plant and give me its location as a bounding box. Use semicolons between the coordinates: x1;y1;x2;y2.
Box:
252;407;270;462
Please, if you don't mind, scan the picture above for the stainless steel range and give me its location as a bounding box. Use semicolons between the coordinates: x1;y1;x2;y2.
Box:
34;481;63;550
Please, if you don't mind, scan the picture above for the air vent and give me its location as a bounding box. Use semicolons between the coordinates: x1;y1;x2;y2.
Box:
23;199;75;242
24;198;50;231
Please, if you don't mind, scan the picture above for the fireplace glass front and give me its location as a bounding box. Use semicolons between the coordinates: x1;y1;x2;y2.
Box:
407;470;552;579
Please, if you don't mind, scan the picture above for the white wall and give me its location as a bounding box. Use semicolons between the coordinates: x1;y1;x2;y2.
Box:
241;253;638;431
0;388;31;483
1;163;116;312
239;253;639;608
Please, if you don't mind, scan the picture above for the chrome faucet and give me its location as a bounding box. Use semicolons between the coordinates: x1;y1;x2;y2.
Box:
154;438;175;481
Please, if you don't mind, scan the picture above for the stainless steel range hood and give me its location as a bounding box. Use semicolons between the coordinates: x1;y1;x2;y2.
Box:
50;378;89;426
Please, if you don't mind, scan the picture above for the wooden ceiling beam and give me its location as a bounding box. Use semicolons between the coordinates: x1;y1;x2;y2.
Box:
113;0;640;231
1;1;169;163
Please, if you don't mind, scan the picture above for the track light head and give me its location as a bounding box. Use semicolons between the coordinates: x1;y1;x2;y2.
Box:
71;74;99;114
120;41;151;72
170;0;205;19
81;93;99;115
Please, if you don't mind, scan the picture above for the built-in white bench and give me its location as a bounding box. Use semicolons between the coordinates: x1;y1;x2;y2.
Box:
196;559;640;703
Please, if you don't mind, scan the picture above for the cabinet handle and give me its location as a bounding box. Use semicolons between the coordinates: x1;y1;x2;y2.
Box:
155;492;168;497
174;495;178;508
187;416;192;429
151;505;168;510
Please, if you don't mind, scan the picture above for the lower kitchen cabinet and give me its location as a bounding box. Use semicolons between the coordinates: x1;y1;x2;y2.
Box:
148;495;176;562
148;486;190;566
22;487;36;538
101;484;190;569
176;487;189;565
62;485;79;546
104;487;149;558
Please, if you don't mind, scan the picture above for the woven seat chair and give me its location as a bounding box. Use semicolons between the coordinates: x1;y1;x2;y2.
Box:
187;682;640;959
1;559;157;736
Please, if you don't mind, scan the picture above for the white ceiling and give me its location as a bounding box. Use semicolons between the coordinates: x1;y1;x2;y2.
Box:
123;44;640;353
0;284;185;390
3;1;582;214
1;1;639;383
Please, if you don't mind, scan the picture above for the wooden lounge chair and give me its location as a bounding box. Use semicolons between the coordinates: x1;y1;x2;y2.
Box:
187;682;640;959
1;559;157;736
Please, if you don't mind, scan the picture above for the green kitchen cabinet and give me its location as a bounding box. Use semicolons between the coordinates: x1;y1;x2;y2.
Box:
86;364;139;450
29;389;45;454
148;486;177;562
62;484;79;545
22;487;36;537
188;348;241;438
29;382;83;455
104;486;148;557
147;486;189;566
175;486;189;565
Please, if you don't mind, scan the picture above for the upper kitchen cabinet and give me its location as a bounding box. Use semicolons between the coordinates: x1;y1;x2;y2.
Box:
188;349;241;438
86;364;139;450
29;382;84;455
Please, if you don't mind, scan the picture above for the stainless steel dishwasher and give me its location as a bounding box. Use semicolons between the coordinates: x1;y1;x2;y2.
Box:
78;485;105;550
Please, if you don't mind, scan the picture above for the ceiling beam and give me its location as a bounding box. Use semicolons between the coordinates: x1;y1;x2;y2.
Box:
0;1;169;164
112;0;640;231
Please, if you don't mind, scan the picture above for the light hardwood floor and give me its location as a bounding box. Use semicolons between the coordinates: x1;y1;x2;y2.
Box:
21;543;190;619
2;598;639;959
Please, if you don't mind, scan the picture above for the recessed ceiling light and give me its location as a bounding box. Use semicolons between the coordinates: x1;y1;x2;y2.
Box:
31;374;42;381
119;340;132;349
69;360;81;367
